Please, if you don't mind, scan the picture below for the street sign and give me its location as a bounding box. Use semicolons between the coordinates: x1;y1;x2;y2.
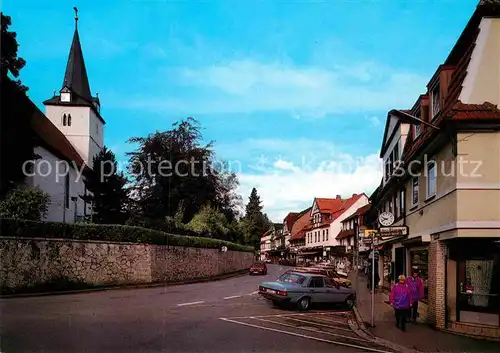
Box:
221;246;228;252
364;229;377;238
368;250;379;260
378;226;408;237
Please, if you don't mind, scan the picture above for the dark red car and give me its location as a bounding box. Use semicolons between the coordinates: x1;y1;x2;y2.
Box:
249;262;267;275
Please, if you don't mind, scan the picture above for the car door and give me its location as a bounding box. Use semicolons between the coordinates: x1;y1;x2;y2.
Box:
324;277;344;303
307;276;328;302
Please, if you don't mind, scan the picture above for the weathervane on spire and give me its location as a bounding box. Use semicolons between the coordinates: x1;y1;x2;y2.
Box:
73;6;78;27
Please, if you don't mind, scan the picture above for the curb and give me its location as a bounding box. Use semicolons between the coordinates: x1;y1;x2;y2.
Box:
352;305;423;353
0;269;248;299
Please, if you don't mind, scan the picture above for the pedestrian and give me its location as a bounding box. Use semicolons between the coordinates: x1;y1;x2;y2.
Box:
406;270;424;322
389;275;412;331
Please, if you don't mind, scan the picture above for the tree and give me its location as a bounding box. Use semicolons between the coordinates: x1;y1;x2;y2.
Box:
83;147;129;224
0;185;50;221
126;117;240;230
1;13;28;92
185;205;231;239
0;13;36;197
241;188;271;249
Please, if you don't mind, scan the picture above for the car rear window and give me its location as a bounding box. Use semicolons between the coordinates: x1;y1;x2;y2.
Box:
252;263;264;267
278;273;306;284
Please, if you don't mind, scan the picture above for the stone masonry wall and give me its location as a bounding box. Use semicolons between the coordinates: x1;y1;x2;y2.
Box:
0;237;254;293
428;239;447;329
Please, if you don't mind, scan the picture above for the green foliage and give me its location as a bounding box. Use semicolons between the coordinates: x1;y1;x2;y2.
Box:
186;205;231;239
126;117;240;227
1;14;36;196
0;217;254;252
0;186;50;221
241;188;272;249
83;146;129;224
1;13;28;92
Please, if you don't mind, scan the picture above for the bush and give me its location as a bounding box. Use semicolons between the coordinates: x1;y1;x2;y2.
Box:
0;185;50;221
0;218;254;252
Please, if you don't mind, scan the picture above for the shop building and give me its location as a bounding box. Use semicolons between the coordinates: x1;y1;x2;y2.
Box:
370;0;500;339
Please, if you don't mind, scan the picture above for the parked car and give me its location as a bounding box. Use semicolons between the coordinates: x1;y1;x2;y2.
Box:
283;267;352;288
258;271;356;310
249;262;267;275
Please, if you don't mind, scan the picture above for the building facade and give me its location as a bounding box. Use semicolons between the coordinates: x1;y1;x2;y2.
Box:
370;0;500;339
25;12;104;223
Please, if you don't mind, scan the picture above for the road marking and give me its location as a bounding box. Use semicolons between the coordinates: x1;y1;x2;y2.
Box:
247;291;259;295
176;301;204;306
303;315;347;325
225;312;345;319
224;295;242;300
283;316;352;332
219;318;392;353
252;317;370;343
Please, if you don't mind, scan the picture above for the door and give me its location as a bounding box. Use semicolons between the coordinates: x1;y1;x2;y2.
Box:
324;277;344;303
394;247;406;282
308;276;328;302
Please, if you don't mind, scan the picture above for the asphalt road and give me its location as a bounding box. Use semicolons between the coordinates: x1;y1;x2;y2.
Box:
1;265;396;353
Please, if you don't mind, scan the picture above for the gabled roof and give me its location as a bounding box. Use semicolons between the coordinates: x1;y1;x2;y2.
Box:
315;197;344;213
27;95;87;171
379;110;411;158
342;204;372;223
283;212;300;230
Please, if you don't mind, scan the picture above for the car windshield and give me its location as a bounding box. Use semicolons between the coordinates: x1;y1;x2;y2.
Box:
278;273;307;284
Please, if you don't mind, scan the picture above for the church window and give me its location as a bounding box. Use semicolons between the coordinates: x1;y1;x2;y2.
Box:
62;114;67;126
64;173;70;208
67;114;72;126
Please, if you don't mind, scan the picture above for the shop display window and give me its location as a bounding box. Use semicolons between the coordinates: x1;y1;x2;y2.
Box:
410;250;428;300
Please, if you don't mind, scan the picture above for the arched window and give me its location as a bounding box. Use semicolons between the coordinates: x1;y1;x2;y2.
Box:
67;114;72;126
62;114;67;126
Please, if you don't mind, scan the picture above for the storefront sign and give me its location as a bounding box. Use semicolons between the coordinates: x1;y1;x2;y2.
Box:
378;226;408;237
364;229;377;238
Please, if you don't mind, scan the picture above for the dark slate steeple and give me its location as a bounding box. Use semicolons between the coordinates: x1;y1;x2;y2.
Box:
44;8;105;124
62;8;92;101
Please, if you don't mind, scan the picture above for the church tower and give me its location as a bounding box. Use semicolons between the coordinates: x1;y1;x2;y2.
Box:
43;8;104;169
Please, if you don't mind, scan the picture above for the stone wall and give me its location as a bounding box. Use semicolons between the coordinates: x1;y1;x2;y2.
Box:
0;237;254;293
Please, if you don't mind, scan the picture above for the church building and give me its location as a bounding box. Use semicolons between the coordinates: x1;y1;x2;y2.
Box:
26;10;104;223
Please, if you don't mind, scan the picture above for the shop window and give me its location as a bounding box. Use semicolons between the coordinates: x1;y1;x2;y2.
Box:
458;255;500;316
410;250;428;300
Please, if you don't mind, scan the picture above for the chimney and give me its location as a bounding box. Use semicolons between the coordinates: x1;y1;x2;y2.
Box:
336;195;341;199
352;193;357;198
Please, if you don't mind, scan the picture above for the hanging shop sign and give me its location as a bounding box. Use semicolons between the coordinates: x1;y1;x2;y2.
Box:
364;229;377;238
378;226;409;238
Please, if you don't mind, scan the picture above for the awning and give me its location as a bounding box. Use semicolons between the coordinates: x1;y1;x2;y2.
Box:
377;236;405;246
299;251;323;256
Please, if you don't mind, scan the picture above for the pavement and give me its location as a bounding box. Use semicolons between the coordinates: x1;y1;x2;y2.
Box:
1;264;397;353
350;272;500;353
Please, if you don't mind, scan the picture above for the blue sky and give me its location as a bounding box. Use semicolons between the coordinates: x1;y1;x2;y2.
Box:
6;0;478;220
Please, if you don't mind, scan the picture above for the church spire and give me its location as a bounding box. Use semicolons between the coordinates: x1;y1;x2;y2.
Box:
62;7;92;101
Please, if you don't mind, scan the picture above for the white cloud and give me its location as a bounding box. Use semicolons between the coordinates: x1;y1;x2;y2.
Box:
127;59;427;115
237;153;382;222
222;138;382;222
367;116;382;127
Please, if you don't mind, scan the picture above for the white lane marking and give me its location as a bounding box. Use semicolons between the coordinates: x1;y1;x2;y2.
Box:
224;295;242;300
225;312;344;319
247;291;259;295
219;318;392;353
283;317;352;332
252;317;370;343
176;301;204;306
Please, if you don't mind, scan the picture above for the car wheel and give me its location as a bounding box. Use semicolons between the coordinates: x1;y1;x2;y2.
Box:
344;295;355;309
297;297;311;311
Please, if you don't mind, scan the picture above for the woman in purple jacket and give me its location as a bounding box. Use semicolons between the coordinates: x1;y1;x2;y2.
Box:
389;275;413;331
407;271;425;322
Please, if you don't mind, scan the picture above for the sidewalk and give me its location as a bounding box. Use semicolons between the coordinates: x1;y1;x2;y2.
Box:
350;272;499;352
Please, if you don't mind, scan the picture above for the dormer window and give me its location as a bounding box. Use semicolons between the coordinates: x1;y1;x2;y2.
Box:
431;85;441;119
61;92;71;102
414;109;421;138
